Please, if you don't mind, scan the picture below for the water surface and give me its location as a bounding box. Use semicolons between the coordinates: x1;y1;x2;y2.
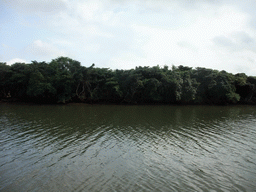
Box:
1;104;256;191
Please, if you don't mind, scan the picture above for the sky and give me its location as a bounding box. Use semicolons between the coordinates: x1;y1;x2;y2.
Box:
1;0;256;75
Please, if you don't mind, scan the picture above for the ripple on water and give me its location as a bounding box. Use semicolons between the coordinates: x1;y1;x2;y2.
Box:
0;104;256;191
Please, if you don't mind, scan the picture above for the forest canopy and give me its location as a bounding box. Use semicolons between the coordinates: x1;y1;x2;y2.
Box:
1;57;256;105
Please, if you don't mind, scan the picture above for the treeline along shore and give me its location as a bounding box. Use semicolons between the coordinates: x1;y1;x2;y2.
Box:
1;57;256;105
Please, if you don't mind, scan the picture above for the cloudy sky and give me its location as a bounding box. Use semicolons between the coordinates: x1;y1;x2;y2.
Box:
1;0;256;75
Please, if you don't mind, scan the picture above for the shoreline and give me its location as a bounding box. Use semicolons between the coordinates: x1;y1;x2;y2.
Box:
1;99;255;106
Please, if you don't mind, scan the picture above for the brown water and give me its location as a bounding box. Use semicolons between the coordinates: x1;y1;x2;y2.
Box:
0;103;256;191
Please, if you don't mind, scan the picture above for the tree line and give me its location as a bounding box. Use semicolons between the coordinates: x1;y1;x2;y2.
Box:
1;57;256;104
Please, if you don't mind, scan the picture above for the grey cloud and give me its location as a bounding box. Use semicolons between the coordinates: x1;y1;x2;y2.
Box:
213;32;256;52
212;36;234;47
232;31;254;44
177;41;198;52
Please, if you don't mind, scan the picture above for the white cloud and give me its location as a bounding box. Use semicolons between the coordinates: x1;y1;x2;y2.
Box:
27;40;67;58
2;0;256;75
5;0;67;14
7;58;27;65
76;0;103;21
122;4;248;66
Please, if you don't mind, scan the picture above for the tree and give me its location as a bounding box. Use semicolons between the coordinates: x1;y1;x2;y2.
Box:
26;70;56;102
9;63;30;99
180;72;198;103
206;71;240;104
49;57;75;103
0;57;254;105
0;63;11;99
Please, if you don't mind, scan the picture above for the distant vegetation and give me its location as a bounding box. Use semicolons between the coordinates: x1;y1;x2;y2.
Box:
1;57;256;104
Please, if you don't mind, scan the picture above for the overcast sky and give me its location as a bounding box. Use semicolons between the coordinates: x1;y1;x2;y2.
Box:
1;0;256;75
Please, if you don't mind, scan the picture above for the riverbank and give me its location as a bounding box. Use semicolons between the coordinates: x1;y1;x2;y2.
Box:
1;57;256;106
1;98;256;106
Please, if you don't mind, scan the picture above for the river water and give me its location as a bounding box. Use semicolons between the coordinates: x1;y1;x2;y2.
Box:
0;103;256;191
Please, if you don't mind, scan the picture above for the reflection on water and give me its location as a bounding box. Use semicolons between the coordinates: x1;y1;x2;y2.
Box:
0;104;256;191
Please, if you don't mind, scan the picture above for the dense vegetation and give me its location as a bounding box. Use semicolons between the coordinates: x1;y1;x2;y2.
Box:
1;57;256;104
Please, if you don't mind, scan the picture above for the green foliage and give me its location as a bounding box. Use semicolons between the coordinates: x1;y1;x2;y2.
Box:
180;72;198;103
9;63;31;99
25;61;56;103
27;71;56;99
0;63;11;98
1;57;255;104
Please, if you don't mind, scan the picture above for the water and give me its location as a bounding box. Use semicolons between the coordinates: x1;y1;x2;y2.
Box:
0;103;256;192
